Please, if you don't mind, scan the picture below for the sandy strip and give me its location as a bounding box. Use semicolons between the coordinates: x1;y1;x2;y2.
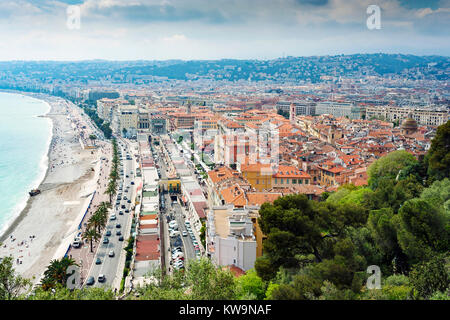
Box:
0;93;107;285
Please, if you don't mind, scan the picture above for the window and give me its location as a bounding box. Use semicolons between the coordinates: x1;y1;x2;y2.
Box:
292;179;297;184
275;178;277;184
280;178;284;184
286;179;289;184
256;179;259;184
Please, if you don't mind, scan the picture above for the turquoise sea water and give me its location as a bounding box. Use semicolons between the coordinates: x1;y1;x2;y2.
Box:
0;92;52;236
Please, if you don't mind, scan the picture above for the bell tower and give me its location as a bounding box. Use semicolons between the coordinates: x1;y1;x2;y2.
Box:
289;103;296;123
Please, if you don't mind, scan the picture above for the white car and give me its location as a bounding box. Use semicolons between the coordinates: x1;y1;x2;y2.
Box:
170;230;180;238
172;252;184;259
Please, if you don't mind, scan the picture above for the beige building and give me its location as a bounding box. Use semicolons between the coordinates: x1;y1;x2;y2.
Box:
366;106;448;126
97;98;128;122
206;206;257;271
112;104;139;137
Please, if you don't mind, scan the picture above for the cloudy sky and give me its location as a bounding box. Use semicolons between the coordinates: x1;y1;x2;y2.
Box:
0;0;449;60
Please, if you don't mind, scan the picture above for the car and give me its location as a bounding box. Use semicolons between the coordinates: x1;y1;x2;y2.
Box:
185;221;190;226
118;236;124;241
127;199;131;203
130;171;133;174
110;215;116;221
125;209;130;213
103;237;109;244
182;231;187;237
116;230;122;236
119;211;123;215
193;240;198;246
115;200;120;205
172;247;182;253
105;230;111;236
98;274;106;282
131;181;135;185
126;175;129;178
116;223;121;228
123;196;128;200
108;250;115;257
121;204;126;209
86;276;95;286
95;258;102;265
172;253;184;259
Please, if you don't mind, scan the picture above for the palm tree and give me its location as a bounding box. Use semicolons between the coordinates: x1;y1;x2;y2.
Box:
42;257;78;289
105;179;117;203
88;212;105;234
82;226;101;253
89;134;97;146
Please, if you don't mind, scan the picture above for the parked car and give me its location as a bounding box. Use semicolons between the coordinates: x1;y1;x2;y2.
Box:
105;230;111;236
103;237;109;244
98;274;106;282
95;258;102;265
86;276;95;285
182;231;187;237
110;215;116;221
119;211;123;215
116;223;121;228
119;236;124;241
116;230;122;236
108;250;115;257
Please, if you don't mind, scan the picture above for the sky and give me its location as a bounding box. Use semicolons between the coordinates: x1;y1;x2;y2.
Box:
0;0;449;61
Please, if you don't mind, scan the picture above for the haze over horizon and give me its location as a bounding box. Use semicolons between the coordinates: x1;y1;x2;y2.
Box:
0;0;449;61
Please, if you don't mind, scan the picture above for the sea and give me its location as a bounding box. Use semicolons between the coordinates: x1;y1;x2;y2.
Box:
0;92;53;237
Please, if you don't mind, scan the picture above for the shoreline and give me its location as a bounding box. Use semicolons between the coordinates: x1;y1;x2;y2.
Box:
0;92;54;242
0;91;107;283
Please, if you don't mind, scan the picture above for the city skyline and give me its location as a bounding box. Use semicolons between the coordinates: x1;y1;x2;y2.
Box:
0;0;449;61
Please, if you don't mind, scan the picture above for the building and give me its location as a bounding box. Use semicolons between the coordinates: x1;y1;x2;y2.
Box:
316;101;364;119
206;206;257;271
240;163;273;191
276;101;316;116
112;104;139;137
366;105;448;126
138;109;150;130
150;115;167;135
272;165;311;187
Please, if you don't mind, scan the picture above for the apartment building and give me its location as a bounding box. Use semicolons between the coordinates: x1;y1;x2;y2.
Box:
112;104;139;137
366;106;448;126
206;206;257;272
276;101;316;116
316;101;365;119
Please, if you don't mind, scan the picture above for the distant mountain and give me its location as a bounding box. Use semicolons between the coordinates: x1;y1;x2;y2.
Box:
0;54;448;83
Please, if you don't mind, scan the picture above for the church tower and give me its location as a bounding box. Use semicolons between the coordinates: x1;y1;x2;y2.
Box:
289;103;296;123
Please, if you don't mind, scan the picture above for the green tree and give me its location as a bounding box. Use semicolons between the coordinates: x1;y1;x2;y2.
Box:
185;258;237;300
270;274;322;300
41;257;78;290
368;150;418;189
425;120;450;182
105;179;117;203
82;226;101;253
235;269;266;300
395;198;449;264
409;254;449;299
0;256;32;300
420;178;450;212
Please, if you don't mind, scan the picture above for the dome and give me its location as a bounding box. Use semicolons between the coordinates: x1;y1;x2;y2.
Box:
401;117;418;130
